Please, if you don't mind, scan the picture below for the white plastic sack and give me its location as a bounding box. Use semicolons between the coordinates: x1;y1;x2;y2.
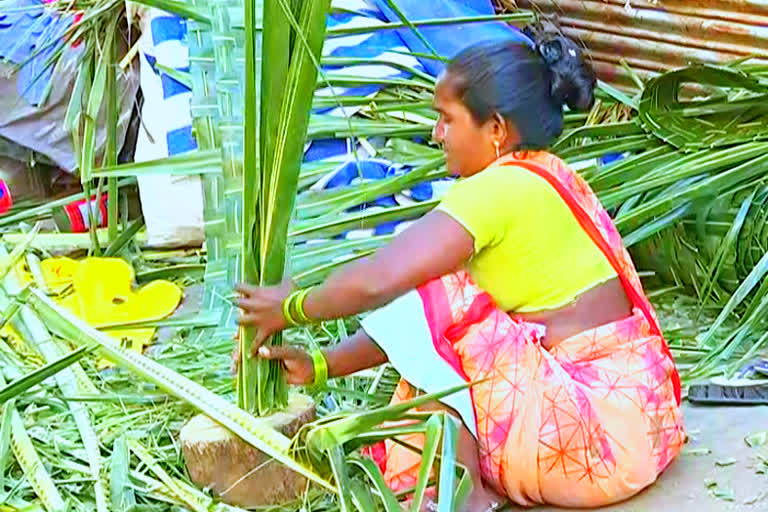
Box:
134;7;205;248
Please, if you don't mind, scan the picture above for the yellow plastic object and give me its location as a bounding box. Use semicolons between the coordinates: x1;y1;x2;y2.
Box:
23;257;182;368
41;257;80;295
65;258;181;328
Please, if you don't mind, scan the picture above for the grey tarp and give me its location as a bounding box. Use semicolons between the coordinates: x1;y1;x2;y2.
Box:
0;44;139;172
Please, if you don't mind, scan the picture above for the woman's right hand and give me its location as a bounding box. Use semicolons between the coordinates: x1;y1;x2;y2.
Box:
256;346;315;385
231;332;315;386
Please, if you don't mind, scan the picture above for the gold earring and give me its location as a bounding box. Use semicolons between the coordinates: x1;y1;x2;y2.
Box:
494;141;501;159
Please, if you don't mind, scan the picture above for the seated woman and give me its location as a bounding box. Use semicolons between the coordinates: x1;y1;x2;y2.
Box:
236;33;684;511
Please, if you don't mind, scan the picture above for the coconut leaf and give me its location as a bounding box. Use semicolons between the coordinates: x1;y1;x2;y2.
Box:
0;224;40;281
453;468;473;511
305;383;469;455
295;157;445;219
586;146;677;189
638;65;768;151
697;193;755;309
104;28;119;242
2;370;65;512
437;415;459;512
558;135;658;163
596;79;639;110
598;143;768;209
614;152;768;233
0;397;13;490
240;0;270;413
0;179;136;228
380;0;441;60
308;114;432;139
292;236;392;271
109;434;135;510
93;150;222;177
291;201;438;242
327;445;354;512
552;121;643;153
349;479;377;512
104;218;145;257
410;414;442;512
0;343;96;405
127;0;210;23
128;440;210;512
25;288;334;492
349;457;401;512
622;203;692;248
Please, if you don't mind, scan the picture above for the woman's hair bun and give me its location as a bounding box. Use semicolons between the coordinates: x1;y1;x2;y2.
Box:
523;21;597;111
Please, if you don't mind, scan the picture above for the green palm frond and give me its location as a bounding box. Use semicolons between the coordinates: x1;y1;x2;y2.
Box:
0;343;96;405
9;400;67;512
24;286;334;492
295;157;445;219
109;434;135;510
241;0;332;413
638;65;768;152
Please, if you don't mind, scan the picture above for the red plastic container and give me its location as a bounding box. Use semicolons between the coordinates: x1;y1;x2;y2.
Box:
0;179;13;215
63;194;109;233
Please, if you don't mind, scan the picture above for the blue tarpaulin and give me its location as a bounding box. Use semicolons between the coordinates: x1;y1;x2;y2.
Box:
371;0;533;76
0;0;78;105
308;0;539;237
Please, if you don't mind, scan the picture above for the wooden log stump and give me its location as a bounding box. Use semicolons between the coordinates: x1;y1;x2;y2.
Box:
180;393;316;508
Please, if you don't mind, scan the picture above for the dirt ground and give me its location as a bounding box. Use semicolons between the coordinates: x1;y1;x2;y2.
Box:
515;404;768;511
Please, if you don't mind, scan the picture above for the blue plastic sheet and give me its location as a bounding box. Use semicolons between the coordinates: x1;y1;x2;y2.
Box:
307;0;539;238
371;0;533;76
0;0;78;105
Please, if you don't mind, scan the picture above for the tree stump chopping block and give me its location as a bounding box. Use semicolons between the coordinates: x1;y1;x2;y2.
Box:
180;393;316;508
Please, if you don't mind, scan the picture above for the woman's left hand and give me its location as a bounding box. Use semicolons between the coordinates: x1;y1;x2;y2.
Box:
235;279;295;357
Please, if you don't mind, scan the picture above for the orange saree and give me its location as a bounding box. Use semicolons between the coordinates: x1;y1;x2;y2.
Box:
361;152;684;508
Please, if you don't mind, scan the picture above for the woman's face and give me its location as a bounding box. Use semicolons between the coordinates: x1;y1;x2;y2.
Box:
432;75;501;177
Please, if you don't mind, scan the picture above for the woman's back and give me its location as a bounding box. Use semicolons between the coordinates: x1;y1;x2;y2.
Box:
437;152;617;313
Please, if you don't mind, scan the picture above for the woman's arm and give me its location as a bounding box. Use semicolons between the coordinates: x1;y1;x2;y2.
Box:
303;210;474;320
255;329;387;384
324;329;388;378
236;209;474;355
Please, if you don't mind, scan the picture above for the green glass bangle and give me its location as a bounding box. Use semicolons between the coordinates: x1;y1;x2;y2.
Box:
294;286;315;324
310;346;328;389
281;291;301;326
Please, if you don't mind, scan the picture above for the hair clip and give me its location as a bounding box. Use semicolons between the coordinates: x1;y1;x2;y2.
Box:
539;39;563;65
